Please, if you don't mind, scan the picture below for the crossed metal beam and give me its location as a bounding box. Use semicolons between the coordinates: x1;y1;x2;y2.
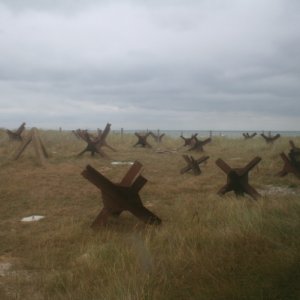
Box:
77;123;116;158
243;132;257;139
261;133;280;144
188;137;211;152
180;133;198;147
149;131;165;143
216;157;262;200
6;122;26;141
278;140;300;178
180;155;209;175
82;161;161;228
133;132;152;148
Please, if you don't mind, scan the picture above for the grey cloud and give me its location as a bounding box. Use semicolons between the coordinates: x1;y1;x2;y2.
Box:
0;0;299;130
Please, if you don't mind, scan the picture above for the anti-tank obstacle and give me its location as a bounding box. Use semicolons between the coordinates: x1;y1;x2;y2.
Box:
180;133;198;147
216;156;262;200
188;136;211;152
278;140;300;178
76;123;116;158
243;132;257;139
72;129;83;139
180;155;209;175
81;161;161;228
133;132;152;148
149;131;165;143
6;122;26;141
261;133;280;144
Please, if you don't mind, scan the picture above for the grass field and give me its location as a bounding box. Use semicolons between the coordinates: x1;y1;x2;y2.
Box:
0;129;300;300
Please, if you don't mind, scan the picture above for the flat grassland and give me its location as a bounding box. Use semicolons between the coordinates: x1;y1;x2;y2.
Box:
0;130;300;300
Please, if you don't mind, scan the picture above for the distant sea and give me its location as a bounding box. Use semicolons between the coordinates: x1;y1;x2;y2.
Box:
116;129;300;138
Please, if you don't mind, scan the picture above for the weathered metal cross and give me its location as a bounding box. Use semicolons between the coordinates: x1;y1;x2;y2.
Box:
180;155;209;175
96;124;116;152
81;161;161;228
133;132;152;148
261;133;280;144
188;137;211;152
180;133;198;147
278;140;300;178
243;132;257;139
215;157;262;200
6;122;26;141
149;131;165;143
77;123;115;158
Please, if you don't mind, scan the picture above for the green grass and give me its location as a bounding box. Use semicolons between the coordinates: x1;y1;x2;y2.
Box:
0;129;300;299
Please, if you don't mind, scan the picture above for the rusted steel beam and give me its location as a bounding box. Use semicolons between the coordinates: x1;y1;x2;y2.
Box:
180;133;198;147
261;133;280;144
133;132;152;148
243;132;257;139
97;128;102;138
120;161;143;186
77;142;108;158
72;129;81;139
96;123;116;152
188;137;211;152
216;159;232;175
242;156;262;175
13;133;32;160
278;141;300;178
180;155;209;175
277;153;300;178
6;122;26;141
76;123;116;157
289;140;300;151
215;157;262;200
149;131;165;143
81;161;161;228
72;129;91;141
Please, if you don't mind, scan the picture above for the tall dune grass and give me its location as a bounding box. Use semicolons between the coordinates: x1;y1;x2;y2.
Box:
0;129;299;299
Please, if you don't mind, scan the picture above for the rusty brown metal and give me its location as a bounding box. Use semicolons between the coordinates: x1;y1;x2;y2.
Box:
133;132;152;148
289;140;300;151
188;137;211;152
180;155;209;175
149;131;165;143
180;133;198;147
215;157;262;200
261;133;280;144
73;129;98;142
73;129;85;140
76;123;116;158
6;122;26;141
278;140;300;178
243;132;257;139
81;161;161;228
96;124;117;152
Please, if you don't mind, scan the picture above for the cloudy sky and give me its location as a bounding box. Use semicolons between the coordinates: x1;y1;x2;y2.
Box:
0;0;299;131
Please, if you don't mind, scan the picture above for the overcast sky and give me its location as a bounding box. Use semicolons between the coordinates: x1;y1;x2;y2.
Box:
0;0;299;131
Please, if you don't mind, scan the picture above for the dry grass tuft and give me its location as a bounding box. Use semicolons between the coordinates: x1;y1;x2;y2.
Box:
0;130;300;299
